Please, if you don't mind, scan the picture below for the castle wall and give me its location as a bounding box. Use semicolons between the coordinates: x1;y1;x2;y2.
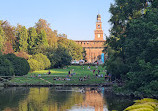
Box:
74;14;106;63
75;40;105;63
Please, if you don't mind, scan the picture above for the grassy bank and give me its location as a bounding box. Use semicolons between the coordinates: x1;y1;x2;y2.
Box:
9;65;110;86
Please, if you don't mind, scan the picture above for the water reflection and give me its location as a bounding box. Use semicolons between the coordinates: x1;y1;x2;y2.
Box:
0;87;133;111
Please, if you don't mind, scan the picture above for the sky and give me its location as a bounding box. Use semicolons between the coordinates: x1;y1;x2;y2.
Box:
0;0;114;40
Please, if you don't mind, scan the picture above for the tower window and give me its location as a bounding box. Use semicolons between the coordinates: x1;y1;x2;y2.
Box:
98;25;100;28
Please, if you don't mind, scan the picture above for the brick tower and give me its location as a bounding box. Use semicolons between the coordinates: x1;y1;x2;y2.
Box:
74;14;106;63
94;14;104;40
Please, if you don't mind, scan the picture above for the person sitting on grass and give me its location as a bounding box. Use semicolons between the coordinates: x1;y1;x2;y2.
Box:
93;69;95;75
38;74;41;77
68;70;71;75
47;70;51;75
98;70;100;75
53;77;57;80
66;78;71;81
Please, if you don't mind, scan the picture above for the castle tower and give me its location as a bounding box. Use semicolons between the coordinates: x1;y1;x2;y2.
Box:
74;14;106;63
94;14;104;40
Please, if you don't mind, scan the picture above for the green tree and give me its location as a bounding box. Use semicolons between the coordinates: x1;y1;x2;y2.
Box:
27;27;38;54
4;53;30;76
51;46;72;68
37;29;48;46
0;21;6;52
35;19;57;48
15;25;28;52
57;37;83;60
82;48;87;62
1;20;16;45
29;53;51;70
28;59;41;71
106;0;158;97
122;8;158;96
0;56;14;76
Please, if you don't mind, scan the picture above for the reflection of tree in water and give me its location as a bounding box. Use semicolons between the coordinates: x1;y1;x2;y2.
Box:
0;87;29;111
1;87;126;111
4;87;84;111
81;88;106;111
103;92;134;111
48;87;84;111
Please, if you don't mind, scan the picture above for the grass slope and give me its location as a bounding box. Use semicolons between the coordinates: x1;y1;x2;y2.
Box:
10;65;109;85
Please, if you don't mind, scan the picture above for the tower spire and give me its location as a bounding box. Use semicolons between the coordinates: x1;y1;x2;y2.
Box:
94;14;103;40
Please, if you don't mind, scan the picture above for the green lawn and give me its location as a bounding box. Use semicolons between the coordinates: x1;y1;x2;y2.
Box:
10;65;109;85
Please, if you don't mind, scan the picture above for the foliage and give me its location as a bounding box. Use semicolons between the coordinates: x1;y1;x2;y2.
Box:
106;0;158;97
1;20;16;45
0;55;14;76
29;53;51;71
0;18;83;73
27;27;38;54
37;29;48;46
57;37;83;60
35;19;58;48
50;46;72;68
15;25;28;52
0;21;6;51
124;98;158;111
2;41;14;54
4;53;30;76
14;51;30;59
82;48;87;62
28;59;41;71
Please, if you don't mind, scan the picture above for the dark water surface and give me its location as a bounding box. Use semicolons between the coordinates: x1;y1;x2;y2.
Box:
0;87;134;111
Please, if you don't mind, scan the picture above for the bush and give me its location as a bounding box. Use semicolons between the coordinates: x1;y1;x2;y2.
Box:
4;53;30;76
0;56;14;76
28;59;40;71
28;53;51;71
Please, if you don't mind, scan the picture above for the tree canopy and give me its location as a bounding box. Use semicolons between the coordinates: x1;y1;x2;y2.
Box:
0;18;83;72
106;0;158;97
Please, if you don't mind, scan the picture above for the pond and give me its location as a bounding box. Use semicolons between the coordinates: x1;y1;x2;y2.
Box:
0;87;134;111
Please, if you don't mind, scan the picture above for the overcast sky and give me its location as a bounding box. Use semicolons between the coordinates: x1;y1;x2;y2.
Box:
0;0;114;40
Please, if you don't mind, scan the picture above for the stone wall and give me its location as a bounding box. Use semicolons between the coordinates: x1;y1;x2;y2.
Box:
75;40;105;63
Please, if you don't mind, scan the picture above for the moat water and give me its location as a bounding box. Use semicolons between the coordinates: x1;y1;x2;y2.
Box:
0;87;134;111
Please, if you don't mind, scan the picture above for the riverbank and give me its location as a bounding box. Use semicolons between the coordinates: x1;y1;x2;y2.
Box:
1;65;114;87
4;83;114;87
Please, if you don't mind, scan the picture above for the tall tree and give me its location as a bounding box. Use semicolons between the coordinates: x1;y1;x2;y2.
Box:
27;27;38;54
106;0;158;96
57;37;83;60
0;21;6;51
1;21;16;45
35;19;57;48
15;25;28;52
37;29;48;46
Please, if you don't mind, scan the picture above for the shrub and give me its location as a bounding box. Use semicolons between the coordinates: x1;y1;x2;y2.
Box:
0;56;14;76
28;59;40;71
28;53;51;71
4;53;30;76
